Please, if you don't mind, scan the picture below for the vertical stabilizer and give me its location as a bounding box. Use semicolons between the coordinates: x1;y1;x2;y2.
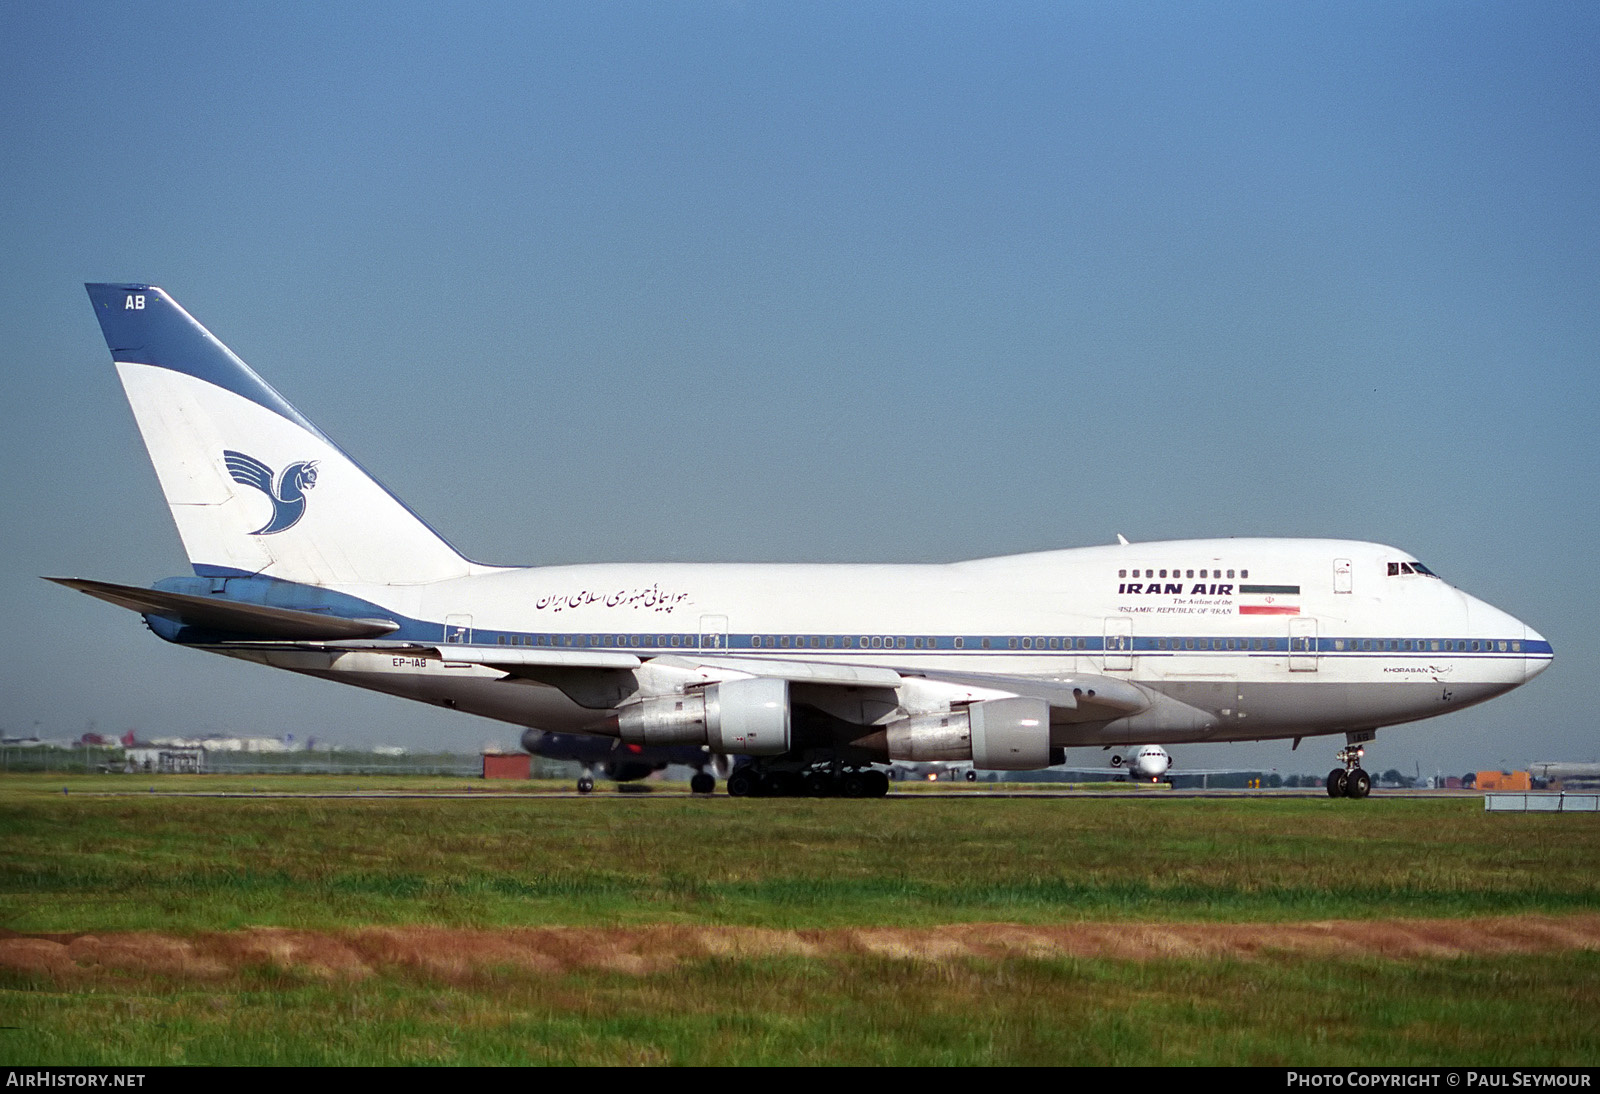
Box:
85;284;480;586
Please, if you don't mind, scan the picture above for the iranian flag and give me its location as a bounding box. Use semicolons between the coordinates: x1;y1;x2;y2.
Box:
1239;584;1300;615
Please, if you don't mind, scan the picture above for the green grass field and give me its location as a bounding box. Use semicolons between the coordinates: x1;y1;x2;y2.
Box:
3;774;1598;1065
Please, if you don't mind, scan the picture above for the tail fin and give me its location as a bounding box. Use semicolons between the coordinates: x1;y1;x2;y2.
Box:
85;284;479;586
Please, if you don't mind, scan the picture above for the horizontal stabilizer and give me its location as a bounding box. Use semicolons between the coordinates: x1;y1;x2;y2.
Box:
47;577;399;640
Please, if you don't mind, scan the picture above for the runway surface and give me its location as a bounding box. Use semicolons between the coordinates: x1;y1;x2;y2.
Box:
59;786;1479;800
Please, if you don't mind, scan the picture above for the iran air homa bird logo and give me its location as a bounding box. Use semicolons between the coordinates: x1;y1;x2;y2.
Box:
223;450;319;534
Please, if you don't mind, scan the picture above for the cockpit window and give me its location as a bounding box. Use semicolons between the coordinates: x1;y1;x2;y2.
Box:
1388;561;1439;577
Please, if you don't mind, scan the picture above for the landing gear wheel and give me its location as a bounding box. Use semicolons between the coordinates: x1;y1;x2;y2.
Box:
767;772;802;797
841;772;869;798
690;772;715;795
965;769;978;782
1331;742;1370;801
867;770;890;797
726;768;758;798
577;776;595;794
1346;768;1371;799
803;772;834;798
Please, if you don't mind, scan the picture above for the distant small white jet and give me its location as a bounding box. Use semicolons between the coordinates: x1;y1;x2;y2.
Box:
1111;745;1175;783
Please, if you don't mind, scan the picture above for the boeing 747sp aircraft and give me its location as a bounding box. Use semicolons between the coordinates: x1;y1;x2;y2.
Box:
58;284;1552;798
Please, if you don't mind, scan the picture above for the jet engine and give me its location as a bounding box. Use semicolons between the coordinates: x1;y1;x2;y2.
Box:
617;677;792;756
882;696;1052;770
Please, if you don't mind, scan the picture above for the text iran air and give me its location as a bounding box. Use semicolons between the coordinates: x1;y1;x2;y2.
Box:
1119;582;1234;596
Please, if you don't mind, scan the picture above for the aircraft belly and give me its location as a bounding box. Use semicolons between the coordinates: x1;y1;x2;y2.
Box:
1049;669;1521;748
1217;679;1515;738
228;649;598;732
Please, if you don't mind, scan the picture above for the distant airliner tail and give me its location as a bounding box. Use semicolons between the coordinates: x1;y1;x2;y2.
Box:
84;284;478;586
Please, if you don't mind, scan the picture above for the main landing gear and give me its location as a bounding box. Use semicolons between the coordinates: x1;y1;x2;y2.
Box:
1327;743;1371;799
726;762;890;798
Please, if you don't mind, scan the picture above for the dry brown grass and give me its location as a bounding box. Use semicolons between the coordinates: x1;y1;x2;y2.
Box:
7;913;1600;985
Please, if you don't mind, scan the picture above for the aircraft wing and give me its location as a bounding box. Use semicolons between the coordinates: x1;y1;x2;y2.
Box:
417;645;646;669
905;668;1149;718
57;578;1150;723
439;649;1147;722
637;653;905;688
298;646;903;684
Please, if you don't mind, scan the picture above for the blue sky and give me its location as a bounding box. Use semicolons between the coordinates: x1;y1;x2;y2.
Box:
3;2;1595;776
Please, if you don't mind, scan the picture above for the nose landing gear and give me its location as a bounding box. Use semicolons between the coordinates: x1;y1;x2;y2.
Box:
1327;744;1371;799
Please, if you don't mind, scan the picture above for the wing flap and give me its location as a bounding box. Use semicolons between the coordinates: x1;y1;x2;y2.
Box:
415;645;645;670
910;669;1150;718
647;654;904;688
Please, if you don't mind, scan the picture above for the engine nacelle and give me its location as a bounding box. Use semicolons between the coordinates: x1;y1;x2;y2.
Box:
883;696;1053;770
969;696;1053;769
885;712;972;762
616;677;791;756
704;677;791;755
616;694;705;747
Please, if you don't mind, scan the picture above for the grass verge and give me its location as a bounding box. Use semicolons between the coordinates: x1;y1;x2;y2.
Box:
4;774;1597;1064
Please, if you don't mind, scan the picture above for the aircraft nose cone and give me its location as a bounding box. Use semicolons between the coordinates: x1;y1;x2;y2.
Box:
1524;624;1553;683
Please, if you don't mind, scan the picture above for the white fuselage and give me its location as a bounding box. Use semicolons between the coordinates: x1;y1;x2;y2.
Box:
236;536;1549;750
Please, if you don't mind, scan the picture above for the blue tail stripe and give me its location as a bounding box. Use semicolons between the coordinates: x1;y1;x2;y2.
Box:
84;283;328;441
